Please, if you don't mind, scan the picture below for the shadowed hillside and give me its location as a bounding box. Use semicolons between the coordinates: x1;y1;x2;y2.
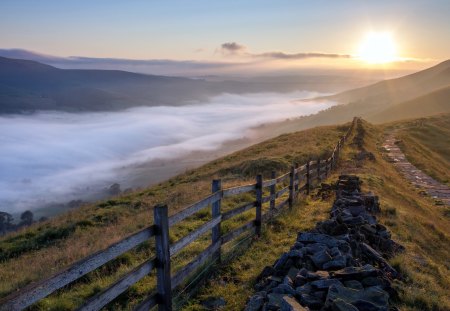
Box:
370;86;450;123
292;59;450;127
0;56;367;114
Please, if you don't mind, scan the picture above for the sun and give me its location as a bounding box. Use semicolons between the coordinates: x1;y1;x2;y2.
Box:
357;32;398;64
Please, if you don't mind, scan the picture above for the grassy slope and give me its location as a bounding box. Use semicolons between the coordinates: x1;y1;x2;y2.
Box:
386;114;450;185
369;86;450;123
181;119;450;311
0;123;349;310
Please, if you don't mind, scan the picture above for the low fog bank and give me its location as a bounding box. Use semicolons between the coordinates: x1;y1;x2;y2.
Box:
0;91;335;216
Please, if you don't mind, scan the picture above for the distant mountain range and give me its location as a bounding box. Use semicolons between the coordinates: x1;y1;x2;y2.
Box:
1;55;449;123
0;56;370;114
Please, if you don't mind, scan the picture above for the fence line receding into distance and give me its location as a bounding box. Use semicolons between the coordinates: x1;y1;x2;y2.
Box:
0;118;358;311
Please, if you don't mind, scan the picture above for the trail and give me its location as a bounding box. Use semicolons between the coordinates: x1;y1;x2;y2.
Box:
383;132;450;206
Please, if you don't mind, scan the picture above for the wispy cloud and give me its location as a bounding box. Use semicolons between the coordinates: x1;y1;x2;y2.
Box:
256;51;351;60
219;42;351;60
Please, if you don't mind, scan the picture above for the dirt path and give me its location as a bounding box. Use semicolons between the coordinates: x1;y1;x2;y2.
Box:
383;133;450;206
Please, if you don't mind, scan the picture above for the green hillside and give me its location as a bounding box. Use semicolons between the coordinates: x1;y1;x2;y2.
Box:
290;59;450;128
370;87;450;123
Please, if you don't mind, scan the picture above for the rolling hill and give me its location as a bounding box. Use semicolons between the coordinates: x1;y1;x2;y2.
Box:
293;59;450;127
0;56;217;113
370;85;450;123
0;56;369;114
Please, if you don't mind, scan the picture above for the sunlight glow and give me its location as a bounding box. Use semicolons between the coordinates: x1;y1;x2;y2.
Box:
357;32;398;64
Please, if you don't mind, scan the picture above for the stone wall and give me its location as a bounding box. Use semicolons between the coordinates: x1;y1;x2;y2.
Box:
245;175;403;311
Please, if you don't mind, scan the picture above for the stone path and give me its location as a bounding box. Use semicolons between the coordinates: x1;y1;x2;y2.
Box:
383;133;450;206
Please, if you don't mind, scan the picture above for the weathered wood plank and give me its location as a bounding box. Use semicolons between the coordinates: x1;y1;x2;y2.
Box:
222;221;255;244
0;226;155;311
276;186;289;198
276;172;290;183
78;259;156;311
169;216;222;257
222;201;256;221
261;194;273;204
171;240;221;289
262;178;276;187
133;292;158;311
168;191;221;227
222;183;256;197
297;164;307;173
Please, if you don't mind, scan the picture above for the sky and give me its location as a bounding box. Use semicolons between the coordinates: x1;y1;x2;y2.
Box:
0;0;449;70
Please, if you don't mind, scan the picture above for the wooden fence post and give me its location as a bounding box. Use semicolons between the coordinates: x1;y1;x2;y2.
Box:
317;158;321;184
294;163;299;194
289;166;295;208
255;174;263;236
335;141;341;164
306;160;311;195
324;159;329;179
270;171;276;210
154;204;172;311
211;179;222;263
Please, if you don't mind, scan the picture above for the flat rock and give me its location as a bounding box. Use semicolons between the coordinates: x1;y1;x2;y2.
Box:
272;284;296;296
331;298;358;311
245;295;265;311
333;264;379;280
343;280;363;290
310;278;343;290
323;256;347;270
310;250;332;268
325;284;389;310
267;293;285;309
281;296;309;311
297;232;339;248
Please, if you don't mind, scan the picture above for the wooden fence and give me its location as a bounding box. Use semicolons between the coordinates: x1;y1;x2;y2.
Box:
0;118;357;311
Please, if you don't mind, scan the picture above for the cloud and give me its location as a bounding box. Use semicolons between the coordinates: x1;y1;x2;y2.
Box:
256;52;351;60
218;42;350;60
0;92;335;214
220;42;247;54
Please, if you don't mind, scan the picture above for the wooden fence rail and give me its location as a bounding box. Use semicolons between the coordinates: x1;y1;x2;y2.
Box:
0;118;358;311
